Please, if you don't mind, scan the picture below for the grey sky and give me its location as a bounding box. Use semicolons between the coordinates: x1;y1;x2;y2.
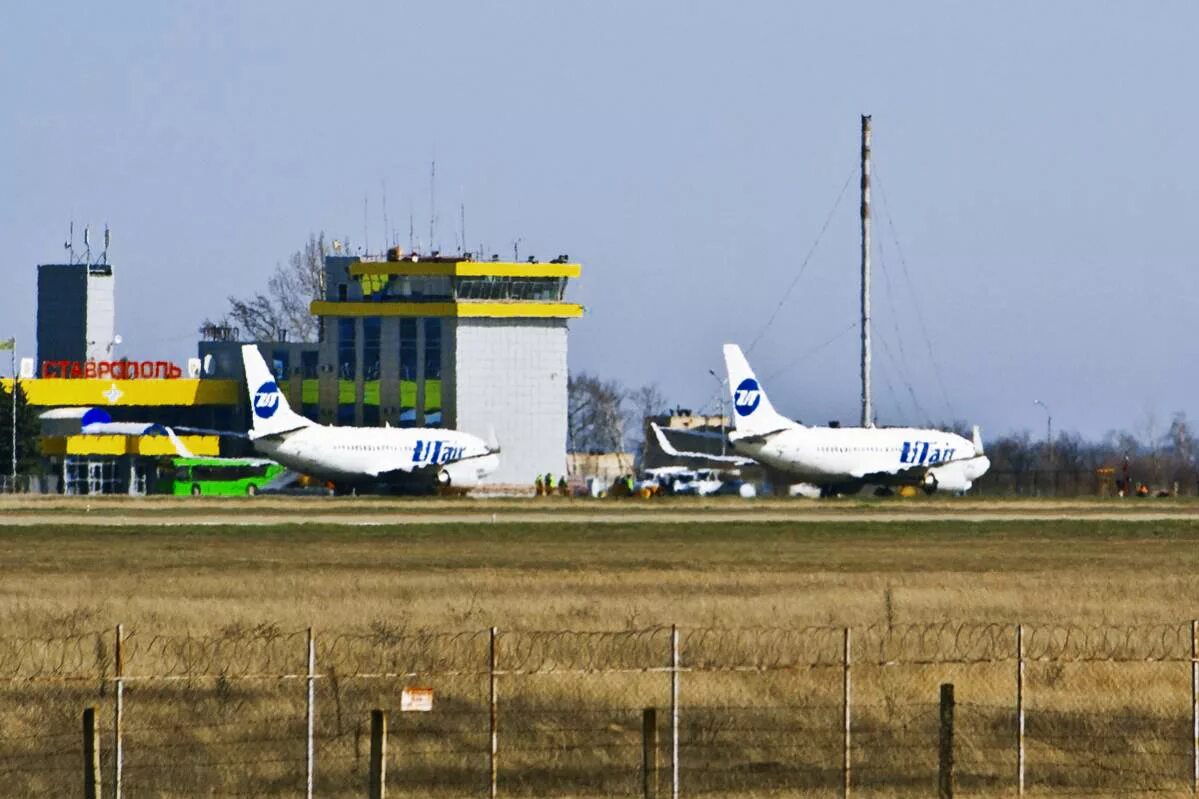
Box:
2;2;1194;441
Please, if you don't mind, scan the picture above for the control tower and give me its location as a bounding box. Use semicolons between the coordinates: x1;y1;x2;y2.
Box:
310;249;583;486
36;262;116;374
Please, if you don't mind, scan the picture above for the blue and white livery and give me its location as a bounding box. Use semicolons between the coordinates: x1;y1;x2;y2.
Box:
240;346;499;492
658;344;990;496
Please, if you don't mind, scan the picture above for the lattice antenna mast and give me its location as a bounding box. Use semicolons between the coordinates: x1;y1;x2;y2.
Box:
860;114;874;428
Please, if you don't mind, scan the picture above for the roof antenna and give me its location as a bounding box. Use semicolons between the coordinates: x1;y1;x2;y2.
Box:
102;225;110;265
64;221;74;264
363;194;370;256
381;177;390;250
408;207;414;253
459;201;466;256
428;159;437;253
83;225;91;265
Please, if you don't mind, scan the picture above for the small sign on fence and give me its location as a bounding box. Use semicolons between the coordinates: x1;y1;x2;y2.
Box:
401;686;434;712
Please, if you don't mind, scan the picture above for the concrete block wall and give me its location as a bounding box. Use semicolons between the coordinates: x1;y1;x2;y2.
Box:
453;319;569;486
84;272;115;362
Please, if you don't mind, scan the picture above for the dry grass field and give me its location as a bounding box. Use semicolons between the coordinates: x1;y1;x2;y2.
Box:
3;505;1199;797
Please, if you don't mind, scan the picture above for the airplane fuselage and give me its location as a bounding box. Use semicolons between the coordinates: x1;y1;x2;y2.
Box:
252;424;497;486
731;425;990;490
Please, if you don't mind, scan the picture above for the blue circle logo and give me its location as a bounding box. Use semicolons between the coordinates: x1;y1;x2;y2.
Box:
253;381;281;419
733;378;761;416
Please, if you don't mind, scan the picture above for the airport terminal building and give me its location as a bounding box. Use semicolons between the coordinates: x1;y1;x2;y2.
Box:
6;249;583;493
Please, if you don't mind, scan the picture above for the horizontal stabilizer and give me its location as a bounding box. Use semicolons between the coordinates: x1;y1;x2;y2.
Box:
650;423;753;465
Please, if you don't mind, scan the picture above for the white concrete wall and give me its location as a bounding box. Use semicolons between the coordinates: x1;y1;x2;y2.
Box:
85;272;115;362
453;319;568;486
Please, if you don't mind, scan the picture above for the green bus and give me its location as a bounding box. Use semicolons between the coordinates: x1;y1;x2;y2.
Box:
160;457;287;497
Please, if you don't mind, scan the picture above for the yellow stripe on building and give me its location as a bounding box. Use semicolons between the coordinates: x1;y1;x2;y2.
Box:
2;378;240;407
350;261;582;279
310;301;584;319
40;434;221;457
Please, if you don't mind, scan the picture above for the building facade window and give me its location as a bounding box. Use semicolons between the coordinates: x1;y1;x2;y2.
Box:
300;350;319;421
337;319;356;380
337;318;357;426
363;316;381;426
363;317;381;380
399;318;418;427
271;350;289;382
423;318;442;426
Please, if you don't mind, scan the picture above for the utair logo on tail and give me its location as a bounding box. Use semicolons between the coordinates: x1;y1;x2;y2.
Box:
733;378;761;416
253;381;281;419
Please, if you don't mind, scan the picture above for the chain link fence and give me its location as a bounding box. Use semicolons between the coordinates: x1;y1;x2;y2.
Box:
3;622;1199;797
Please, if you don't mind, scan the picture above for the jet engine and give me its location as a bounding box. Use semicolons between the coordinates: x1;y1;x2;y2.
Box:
436;454;500;489
922;460;980;494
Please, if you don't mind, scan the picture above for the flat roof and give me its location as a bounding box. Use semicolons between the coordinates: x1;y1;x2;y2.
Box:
349;260;581;279
3;378;239;407
310;301;584;319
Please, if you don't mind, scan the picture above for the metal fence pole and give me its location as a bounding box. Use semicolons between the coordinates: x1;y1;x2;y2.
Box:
306;627;315;799
1017;623;1025;796
489;626;498;799
114;623;124;799
369;708;387;799
670;625;680;799
642;707;659;799
1191;620;1197;795
938;683;955;799
842;627;851;799
83;705;101;799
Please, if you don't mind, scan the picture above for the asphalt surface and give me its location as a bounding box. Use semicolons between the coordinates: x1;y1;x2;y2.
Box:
1;496;1195;526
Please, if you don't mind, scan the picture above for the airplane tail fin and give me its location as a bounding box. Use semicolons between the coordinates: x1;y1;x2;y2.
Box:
722;344;799;436
240;345;314;440
972;425;985;456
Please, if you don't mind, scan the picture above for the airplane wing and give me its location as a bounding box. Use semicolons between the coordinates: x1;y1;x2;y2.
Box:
173;426;249;440
80;421;197;458
651;423;755;466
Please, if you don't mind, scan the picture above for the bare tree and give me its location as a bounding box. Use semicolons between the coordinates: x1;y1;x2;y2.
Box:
568;372;627;454
202;233;332;342
626;383;667;464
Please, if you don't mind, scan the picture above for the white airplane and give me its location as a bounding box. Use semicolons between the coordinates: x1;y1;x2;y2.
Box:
659;344;991;496
240;345;499;493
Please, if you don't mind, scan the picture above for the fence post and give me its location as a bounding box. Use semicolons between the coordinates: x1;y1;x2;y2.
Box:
1017;623;1025;796
939;683;955;799
489;626;498;799
670;625;680;799
83;705;101;799
307;627;316;799
1191;620;1197;795
113;623;124;799
642;707;658;799
369;708;386;799
842;627;851;799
